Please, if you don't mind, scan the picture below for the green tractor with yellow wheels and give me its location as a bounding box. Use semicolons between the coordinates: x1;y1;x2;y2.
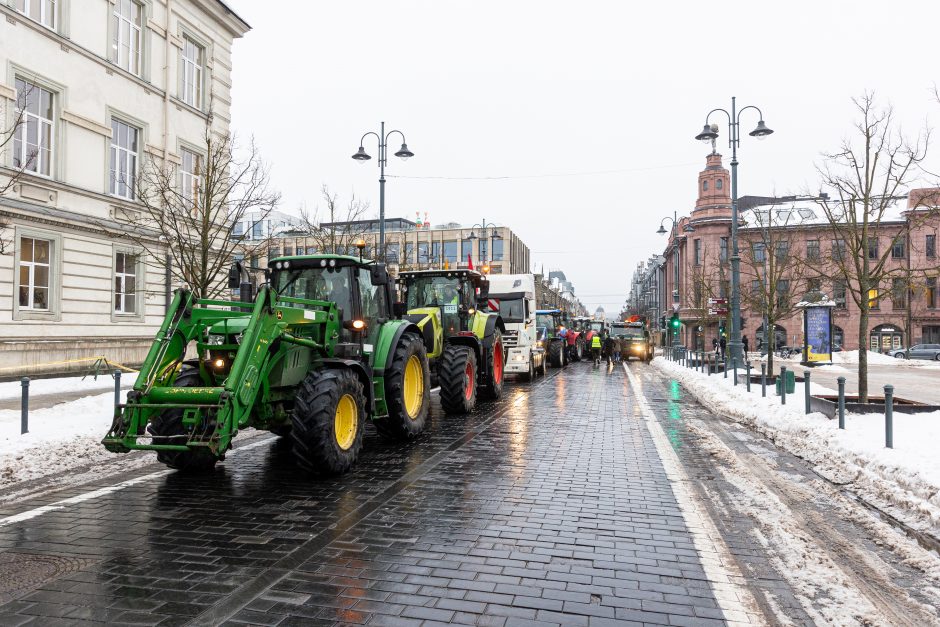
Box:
103;254;431;475
397;269;506;414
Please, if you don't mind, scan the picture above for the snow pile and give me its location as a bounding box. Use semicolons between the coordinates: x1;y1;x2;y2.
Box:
0;373;138;401
653;357;940;534
833;350;898;366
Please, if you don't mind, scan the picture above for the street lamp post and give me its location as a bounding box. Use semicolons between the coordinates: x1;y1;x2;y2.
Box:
351;121;414;259
694;97;774;363
656;212;695;348
466;219;502;271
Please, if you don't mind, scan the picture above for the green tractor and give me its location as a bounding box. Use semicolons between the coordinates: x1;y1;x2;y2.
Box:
397;269;506;414
103;254;431;475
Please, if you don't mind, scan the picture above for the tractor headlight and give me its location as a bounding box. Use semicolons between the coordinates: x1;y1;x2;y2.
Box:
206;334;225;346
512;354;526;362
536;341;544;348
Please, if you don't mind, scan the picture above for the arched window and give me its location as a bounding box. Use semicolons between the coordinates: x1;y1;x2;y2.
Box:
716;179;723;190
702;181;708;191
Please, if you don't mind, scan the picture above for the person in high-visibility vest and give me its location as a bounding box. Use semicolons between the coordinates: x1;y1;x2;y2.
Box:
591;333;602;364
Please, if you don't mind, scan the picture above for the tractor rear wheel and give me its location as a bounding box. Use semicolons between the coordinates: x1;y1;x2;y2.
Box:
439;345;477;414
148;368;218;473
291;368;366;475
548;340;565;368
479;330;504;400
374;332;430;440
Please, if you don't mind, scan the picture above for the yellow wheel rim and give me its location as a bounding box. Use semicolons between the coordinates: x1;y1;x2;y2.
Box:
334;394;358;451
403;355;424;420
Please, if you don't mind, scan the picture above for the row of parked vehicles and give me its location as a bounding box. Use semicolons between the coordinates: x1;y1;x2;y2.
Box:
102;253;612;477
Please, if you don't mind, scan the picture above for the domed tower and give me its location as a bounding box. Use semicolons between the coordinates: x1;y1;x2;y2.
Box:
691;153;732;222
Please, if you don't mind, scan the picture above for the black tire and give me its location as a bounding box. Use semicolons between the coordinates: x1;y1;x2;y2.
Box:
479;330;505;401
522;356;535;382
270;424;292;437
290;368;366;475
439;345;477;414
571;338;584;362
548;340;565;368
148;368;218;473
539;355;547;376
374;333;431;440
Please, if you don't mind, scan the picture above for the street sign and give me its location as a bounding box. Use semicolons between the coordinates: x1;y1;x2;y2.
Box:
708;308;729;316
707;298;728;306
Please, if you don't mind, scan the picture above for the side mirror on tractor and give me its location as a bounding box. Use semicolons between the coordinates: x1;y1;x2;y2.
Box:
393;302;408;317
228;262;242;289
477;278;490;299
370;264;389;286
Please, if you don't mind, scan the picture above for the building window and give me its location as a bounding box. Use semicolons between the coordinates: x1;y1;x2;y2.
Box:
385;242;400;264
250;255;259;269
694;239;701;265
15;0;55;29
492;238;504;261
114;252;138;314
112;0;143;75
180;36;204;108
868;288;879;310
751;280;761;295
443;240;458;264
232;222;243;237
807;278;821;293
109;118;139;199
891;278;907;309
806;239;819;261
752;242;766;263
18;236;51;310
833;280;846;309
775;240;789;262
719;280;729;299
461;238;472;263
431;242;441;264
833;239;846;261
283;247;293;256
891;238;905;259
866;237;879;260
404;242;414;265
716;179;723;190
13;78;54;177
181;148;203;208
776;279;790;309
251;221;263;239
702;180;708;191
927;234;936;259
268;248;280;259
927;277;937;310
719;237;728;263
417;242;429;264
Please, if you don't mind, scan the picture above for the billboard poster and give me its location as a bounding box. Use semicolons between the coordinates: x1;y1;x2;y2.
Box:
804;306;832;363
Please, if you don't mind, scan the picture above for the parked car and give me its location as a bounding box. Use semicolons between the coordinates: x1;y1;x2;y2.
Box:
889;344;940;360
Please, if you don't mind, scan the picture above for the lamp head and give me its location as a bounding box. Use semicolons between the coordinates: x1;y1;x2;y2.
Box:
749;120;773;139
695;123;719;142
466;231;478;240
394;143;414;160
683;223;695;233
656;224;667;235
352;146;371;161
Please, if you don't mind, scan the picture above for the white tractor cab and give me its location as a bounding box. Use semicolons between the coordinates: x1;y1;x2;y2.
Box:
481;274;546;381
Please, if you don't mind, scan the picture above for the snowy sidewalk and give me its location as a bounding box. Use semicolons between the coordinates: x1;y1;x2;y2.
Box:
653;356;940;538
0;373;138;412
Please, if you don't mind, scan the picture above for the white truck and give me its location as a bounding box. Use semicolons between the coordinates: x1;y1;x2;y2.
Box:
483;274;546;381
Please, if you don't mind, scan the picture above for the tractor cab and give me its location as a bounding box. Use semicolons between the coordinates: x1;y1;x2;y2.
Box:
399;269;489;349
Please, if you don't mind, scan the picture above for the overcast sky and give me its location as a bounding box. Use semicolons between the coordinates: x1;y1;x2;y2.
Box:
224;0;940;314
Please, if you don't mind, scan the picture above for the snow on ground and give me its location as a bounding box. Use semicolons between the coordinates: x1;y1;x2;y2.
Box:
755;349;940;369
0;372;138;401
653;356;940;535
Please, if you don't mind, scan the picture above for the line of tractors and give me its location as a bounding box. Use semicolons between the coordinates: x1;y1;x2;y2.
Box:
102;252;634;476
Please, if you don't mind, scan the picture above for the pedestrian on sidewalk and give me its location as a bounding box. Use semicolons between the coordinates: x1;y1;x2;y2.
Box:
613;337;623;362
719;336;727;361
712;337;720;360
742;335;749;359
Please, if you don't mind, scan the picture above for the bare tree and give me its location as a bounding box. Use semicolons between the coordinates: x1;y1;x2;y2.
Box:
815;93;937;401
297;186;371;255
0;81;39;254
739;203;811;374
683;243;724;354
104;125;279;300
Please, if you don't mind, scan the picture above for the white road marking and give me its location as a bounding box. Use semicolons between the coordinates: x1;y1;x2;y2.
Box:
622;363;766;626
0;436;277;528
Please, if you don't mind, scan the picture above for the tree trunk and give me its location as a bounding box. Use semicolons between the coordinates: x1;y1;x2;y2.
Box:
857;306;868;403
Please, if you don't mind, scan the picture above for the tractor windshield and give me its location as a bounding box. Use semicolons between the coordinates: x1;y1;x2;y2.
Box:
405;276;469;310
275;266;354;321
536;313;555;331
590;321;604;333
610;325;645;339
495;298;525;322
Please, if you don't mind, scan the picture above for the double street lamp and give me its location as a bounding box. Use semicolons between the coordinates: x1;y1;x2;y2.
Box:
351;122;414;258
693;97;774;363
657;212;694;346
467;219;501;272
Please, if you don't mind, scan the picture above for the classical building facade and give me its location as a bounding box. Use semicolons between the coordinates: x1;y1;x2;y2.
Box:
652;153;940;353
0;0;250;375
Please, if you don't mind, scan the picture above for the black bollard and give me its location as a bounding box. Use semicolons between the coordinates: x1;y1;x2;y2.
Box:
746;361;751;392
21;377;29;435
780;366;787;405
885;384;894;449
733;358;738;386
837;377;846;429
761;364;766;397
804;370;811;414
114;369;122;410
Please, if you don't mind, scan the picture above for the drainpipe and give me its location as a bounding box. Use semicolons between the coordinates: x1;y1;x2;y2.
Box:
163;0;173;312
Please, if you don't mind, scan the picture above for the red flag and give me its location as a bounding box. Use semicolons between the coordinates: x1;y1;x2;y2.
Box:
467;254;474;270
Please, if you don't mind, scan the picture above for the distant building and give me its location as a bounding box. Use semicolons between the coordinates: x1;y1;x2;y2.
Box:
594;306;605;320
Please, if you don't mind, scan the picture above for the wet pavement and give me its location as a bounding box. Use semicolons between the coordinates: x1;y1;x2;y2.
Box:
0;360;935;625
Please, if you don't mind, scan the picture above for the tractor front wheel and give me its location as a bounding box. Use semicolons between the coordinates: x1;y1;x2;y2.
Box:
374;332;431;440
148;368;218;473
548;340;565;368
439;345;477;414
291;369;366;475
479;331;505;400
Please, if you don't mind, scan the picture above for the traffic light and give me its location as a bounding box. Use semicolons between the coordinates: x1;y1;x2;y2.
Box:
669;314;680;334
660;315;667;330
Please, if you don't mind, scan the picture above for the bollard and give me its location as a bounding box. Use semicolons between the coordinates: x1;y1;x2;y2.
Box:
884;384;894;449
21;377;29;435
761;364;767;397
700;351;704;374
723;356;728;379
114;369;122;410
733;358;738;386
804;370;811;415
837;377;846;429
780;366;787;405
746;361;751;392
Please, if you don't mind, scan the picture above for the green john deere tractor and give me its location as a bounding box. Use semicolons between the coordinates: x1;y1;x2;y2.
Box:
103;254;431;475
397;269;506;415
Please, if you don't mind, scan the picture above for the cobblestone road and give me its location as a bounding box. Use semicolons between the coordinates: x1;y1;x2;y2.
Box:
0;361;935;626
